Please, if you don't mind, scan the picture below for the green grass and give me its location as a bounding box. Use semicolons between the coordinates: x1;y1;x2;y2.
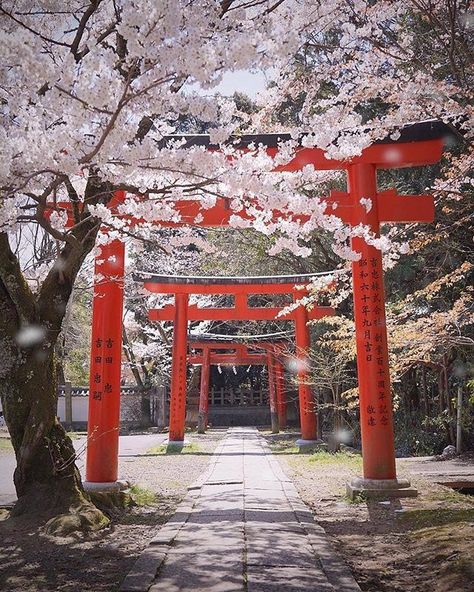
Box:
267;439;363;470
66;431;87;440
266;439;301;455
344;492;367;504
306;450;363;469
128;485;157;506
270;445;300;455
425;485;474;506
399;507;474;530
146;442;202;455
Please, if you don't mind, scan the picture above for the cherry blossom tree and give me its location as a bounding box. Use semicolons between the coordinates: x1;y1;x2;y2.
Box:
0;0;311;528
0;0;471;530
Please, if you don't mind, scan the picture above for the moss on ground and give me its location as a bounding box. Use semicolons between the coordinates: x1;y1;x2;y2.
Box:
306;450;363;470
398;507;474;529
66;431;87;440
268;437;362;470
128;485;156;506
146;442;202;455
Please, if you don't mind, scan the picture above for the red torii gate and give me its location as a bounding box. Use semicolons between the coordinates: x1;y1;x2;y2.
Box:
72;121;446;496
143;274;334;444
187;340;289;434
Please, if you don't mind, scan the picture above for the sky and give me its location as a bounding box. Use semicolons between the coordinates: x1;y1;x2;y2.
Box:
187;69;272;99
213;69;270;98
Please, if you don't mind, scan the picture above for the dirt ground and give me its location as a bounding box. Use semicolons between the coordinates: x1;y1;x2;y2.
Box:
0;429;225;592
2;428;473;592
266;434;474;592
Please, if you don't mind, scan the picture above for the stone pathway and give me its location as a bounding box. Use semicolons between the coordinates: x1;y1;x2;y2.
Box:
121;427;360;592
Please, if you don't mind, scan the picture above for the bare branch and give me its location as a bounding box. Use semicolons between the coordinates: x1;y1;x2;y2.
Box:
0;6;71;48
70;1;103;60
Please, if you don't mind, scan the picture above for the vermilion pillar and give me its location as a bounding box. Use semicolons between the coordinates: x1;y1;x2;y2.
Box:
349;163;396;480
294;297;318;441
169;293;189;442
275;360;287;429
267;352;279;434
86;238;125;484
197;346;210;434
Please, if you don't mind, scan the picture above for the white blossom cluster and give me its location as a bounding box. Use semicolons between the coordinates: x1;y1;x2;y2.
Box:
0;1;471;267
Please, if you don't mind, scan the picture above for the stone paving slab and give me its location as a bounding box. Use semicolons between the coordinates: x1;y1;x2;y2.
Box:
245;521;307;537
170;525;244;550
244;508;296;523
187;511;245;524
246;545;318;568
120;547;168;592
246;565;335;592
149;562;244;592
121;427;361;592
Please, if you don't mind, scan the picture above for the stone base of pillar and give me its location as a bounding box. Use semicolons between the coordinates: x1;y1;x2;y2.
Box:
83;480;129;493
296;438;325;452
346;476;418;500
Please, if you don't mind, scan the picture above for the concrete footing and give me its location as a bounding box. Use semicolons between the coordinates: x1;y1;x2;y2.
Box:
83;479;129;493
346;476;418;500
164;439;192;450
296;438;326;452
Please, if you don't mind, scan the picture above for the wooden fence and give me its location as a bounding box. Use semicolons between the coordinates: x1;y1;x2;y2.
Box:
55;384;271;429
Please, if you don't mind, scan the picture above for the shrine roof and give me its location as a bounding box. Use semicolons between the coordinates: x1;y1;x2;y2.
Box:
188;338;287;346
159;120;455;150
188;331;291;342
138;272;325;285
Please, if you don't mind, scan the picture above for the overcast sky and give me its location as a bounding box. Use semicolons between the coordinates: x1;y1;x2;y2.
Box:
214;69;269;97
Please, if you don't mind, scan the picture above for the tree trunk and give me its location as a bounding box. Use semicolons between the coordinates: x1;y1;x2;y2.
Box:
420;364;429;416
0;175;114;531
438;370;445;414
3;350;86;514
0;275;107;532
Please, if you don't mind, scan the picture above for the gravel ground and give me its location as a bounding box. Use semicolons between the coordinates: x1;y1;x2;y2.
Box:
0;428;226;592
265;432;474;592
118;428;226;498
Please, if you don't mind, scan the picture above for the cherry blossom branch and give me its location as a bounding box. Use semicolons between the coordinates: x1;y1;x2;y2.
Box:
78;74;133;164
70;0;103;61
0;6;71;47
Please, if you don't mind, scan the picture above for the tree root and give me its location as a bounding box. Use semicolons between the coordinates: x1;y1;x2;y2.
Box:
43;503;110;537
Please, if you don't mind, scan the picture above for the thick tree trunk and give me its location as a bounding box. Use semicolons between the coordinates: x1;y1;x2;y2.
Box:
0;277;107;532
5;353;85;513
0;175;114;531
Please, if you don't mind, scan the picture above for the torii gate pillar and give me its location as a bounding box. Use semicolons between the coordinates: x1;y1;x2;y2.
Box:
347;163;414;497
85;238;125;488
197;346;210;434
294;295;319;444
267;352;279;434
169;293;189;442
275;360;287;429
